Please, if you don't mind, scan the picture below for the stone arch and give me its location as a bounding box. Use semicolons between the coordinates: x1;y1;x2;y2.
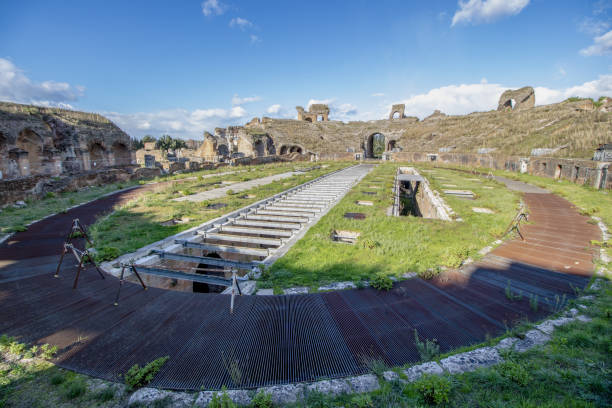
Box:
111;142;131;165
365;133;385;158
89;142;108;169
290;146;303;154
317;115;324;122
218;144;229;157
16;128;44;176
253;139;266;157
266;137;276;155
0;132;8;178
304;117;312;123
387;140;397;151
392;111;401;119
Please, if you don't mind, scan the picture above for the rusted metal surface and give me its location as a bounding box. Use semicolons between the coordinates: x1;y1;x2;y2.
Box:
0;186;599;390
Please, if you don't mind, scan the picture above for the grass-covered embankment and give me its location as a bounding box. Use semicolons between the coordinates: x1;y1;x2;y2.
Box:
89;162;350;261
264;163;520;289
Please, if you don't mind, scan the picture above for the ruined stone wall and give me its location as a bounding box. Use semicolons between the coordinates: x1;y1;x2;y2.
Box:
0;165;163;205
391;152;610;189
0;102;132;180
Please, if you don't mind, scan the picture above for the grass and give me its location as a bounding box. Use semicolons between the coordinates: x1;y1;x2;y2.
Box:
264;163;520;288
0;163;256;235
0;181;137;234
88;162;350;260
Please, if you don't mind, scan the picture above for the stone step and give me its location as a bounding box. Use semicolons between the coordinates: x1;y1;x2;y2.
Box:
220;226;293;237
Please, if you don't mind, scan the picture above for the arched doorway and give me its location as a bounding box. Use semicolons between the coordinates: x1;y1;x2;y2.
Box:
0;132;7;178
367;133;385;159
112;142;131;165
89;143;107;168
392;111;401;119
280;145;289;155
254;140;265;157
304;117;312;123
289;146;303;154
16;129;43;176
218;144;229;157
387;140;397;151
266;137;276;155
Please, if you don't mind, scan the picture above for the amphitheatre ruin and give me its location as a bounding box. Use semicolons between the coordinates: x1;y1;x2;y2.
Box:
0;86;610;406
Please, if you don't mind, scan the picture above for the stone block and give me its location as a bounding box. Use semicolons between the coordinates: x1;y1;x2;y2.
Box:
402;361;444;382
255;383;304;405
440;347;501;374
306;379;352;396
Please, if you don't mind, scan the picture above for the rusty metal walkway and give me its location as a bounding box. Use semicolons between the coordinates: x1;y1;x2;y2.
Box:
0;185;600;390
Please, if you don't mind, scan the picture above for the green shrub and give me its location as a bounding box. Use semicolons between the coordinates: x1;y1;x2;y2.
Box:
44;192;56;199
251;390;274;407
350;394;374;408
93;387;116;402
50;372;66;386
416;374;450;405
62;378;86;400
414;329;440;362
40;343;58;359
371;273;393;291
226;189;235;195
497;360;530;386
210;387;236;408
124;356;169;390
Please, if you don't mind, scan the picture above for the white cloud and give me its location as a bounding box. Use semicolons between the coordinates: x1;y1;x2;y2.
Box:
396;75;612;119
106;105;249;139
231;94;261;105
578;17;610;36
0;58;84;108
307;98;334;109
535;74;612;104
201;0;225;17
580;29;612;56
400;82;507;118
229;17;253;30
250;34;261;43
451;0;530;26
371;93;385;97
266;104;281;114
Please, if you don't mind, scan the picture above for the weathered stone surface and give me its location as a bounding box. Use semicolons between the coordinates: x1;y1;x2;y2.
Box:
424;109;447;121
402;362;444;382
494;337;518;350
283;286;309;295
306;379;352;396
256;288;274;296
535;317;575;335
194;390;250;407
513;329;551;353
389;104;406;120
440;347;501;374
318;281;356;291
346;374;380;393
255;383;304;405
0;101;132;180
497;86;535;111
383;370;400;382
129;387;194;407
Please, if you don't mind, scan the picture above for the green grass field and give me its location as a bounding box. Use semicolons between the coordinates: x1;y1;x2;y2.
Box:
264;163;520;289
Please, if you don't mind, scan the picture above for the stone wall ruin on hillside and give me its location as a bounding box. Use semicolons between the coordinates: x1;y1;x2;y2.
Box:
0;102;132;180
497;86;535;111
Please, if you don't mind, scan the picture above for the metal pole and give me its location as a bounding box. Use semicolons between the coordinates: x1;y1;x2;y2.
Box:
72;250;86;289
54;245;67;278
230;269;237;314
114;265;126;306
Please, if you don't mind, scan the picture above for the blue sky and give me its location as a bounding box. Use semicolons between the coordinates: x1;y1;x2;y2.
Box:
1;0;611;139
